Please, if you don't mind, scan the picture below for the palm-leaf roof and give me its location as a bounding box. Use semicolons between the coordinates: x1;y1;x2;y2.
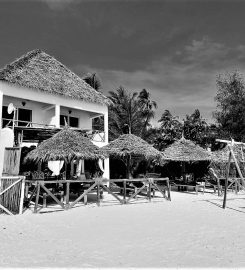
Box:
0;49;110;105
211;144;245;163
25;127;107;163
162;137;211;162
102;133;162;160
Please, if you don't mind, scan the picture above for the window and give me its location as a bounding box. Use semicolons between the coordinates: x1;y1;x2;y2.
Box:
60;115;79;128
2;106;14;128
18;108;32;126
1;106;32;127
69;117;79;128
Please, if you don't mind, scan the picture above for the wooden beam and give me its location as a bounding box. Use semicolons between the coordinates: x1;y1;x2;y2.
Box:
216;139;245;146
42;104;55;111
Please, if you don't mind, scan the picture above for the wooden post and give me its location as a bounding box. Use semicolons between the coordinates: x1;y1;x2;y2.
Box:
19;177;25;214
123;179;127;203
34;182;40;213
148;179;152;202
97;179;100;206
223;152;232;209
65;182;70;209
228;145;245;187
43;193;47;208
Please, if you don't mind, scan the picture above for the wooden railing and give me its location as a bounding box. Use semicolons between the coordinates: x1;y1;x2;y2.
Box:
0;176;25;215
25;178;171;213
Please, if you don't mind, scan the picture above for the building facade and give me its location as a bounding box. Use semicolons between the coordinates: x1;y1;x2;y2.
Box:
0;49;110;178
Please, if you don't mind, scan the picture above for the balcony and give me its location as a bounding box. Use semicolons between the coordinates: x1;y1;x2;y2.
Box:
2;118;106;144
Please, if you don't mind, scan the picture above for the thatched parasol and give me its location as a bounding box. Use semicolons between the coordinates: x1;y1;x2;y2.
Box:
211;144;245;164
210;144;245;178
162;137;211;162
101;134;163;178
162;137;211;181
25;127;107;163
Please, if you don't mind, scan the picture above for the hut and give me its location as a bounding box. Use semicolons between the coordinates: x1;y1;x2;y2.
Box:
211;144;245;178
101;133;162;178
25;127;106;178
162;137;211;181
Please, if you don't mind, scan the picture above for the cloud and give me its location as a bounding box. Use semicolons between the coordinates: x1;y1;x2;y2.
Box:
73;37;245;125
41;0;76;10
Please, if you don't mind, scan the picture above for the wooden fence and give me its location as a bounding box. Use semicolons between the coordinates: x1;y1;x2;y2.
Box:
25;178;171;213
0;176;25;215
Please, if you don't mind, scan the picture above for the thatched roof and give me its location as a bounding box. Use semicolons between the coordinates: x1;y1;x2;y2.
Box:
211;144;245;164
25;127;107;163
162;137;211;162
101;134;162;160
0;49;110;105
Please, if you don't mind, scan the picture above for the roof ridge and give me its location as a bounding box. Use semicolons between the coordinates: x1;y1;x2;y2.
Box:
0;49;111;105
0;49;43;79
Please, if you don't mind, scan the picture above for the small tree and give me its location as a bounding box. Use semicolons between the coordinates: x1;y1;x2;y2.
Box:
183;109;208;146
214;71;245;141
157;110;183;150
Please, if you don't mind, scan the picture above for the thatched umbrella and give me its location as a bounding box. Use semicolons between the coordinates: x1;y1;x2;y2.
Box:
101;134;163;178
211;144;245;164
25;127;107;163
162;137;211;162
162;137;211;181
211;144;245;178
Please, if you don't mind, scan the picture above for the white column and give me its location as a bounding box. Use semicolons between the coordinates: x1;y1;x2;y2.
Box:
103;108;109;180
54;104;60;128
104;110;108;144
0;91;3;176
81;159;85;173
0;91;3;129
103;158;110;180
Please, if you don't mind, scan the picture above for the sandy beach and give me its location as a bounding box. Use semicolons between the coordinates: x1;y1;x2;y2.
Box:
0;189;245;268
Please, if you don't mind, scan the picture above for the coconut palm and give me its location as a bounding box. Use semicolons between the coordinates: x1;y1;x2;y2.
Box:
83;72;102;92
158;110;182;142
108;86;143;140
138;89;157;135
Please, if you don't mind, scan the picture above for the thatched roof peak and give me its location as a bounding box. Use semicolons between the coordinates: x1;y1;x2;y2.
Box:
0;49;110;105
162;137;211;162
102;133;162;160
25;127;107;163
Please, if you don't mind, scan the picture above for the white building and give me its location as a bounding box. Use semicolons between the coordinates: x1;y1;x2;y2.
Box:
0;49;110;178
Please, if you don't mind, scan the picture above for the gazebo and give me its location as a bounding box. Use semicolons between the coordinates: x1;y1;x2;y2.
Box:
211;144;245;178
101;133;163;178
162;137;211;182
25;127;107;177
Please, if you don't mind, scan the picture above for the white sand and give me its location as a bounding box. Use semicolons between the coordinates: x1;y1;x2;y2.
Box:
0;190;245;268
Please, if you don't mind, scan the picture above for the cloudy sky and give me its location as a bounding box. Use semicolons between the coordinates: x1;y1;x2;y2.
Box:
1;0;245;125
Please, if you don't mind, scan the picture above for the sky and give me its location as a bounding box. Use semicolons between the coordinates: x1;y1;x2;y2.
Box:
1;0;245;126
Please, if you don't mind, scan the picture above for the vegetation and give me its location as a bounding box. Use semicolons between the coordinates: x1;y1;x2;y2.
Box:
214;71;245;141
86;70;245;151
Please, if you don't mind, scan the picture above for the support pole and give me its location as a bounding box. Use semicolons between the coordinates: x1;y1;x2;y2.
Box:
223;152;232;209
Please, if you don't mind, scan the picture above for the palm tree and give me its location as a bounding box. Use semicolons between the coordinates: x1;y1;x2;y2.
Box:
108;86;143;140
138;89;157;135
83;72;102;91
158;110;182;142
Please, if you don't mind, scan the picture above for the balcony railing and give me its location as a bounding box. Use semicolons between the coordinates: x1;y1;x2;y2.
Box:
2;118;105;143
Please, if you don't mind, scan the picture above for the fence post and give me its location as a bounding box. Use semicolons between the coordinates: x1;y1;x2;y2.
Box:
19;177;25;214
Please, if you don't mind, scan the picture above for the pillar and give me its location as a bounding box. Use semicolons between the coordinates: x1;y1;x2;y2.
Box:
0;91;3;176
103;109;109;180
104;110;108;144
103;158;110;180
0;90;3;129
54;104;60;128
